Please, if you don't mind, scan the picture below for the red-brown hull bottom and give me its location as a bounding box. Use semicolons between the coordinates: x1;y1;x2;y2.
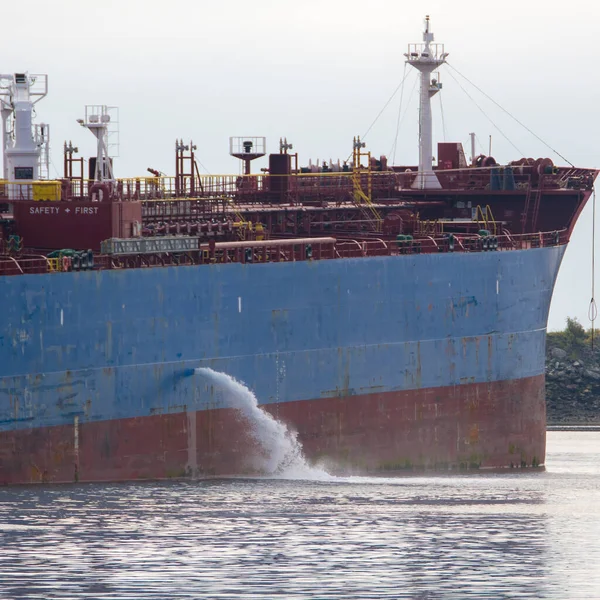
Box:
0;375;546;485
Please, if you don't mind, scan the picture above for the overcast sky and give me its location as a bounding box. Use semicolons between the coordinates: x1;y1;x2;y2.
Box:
4;0;599;331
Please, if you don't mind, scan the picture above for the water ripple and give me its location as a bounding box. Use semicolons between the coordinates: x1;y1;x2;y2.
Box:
0;432;599;599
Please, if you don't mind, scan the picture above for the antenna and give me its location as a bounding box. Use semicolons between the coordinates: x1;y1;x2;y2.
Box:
279;137;293;154
229;137;266;175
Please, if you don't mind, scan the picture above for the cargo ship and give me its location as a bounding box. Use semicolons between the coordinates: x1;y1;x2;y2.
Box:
0;19;597;484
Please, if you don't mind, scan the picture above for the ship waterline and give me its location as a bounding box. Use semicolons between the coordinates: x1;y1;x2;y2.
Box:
0;247;560;483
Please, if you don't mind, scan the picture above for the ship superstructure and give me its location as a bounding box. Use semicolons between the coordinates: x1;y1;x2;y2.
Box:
0;20;597;484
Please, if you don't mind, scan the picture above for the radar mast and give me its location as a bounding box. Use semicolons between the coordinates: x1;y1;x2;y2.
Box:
405;17;448;190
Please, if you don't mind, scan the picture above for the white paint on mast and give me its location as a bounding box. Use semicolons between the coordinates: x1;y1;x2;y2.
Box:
0;73;48;186
0;102;11;181
78;105;119;186
79;106;113;182
405;16;448;190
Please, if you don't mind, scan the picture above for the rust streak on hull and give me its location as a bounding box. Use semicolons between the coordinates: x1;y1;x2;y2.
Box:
0;375;545;485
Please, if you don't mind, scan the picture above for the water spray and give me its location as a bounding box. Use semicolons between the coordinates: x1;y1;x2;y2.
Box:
195;368;330;480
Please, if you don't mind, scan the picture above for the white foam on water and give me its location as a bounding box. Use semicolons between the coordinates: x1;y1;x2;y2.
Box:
195;367;332;481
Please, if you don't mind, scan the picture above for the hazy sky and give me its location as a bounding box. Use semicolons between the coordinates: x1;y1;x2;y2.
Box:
4;0;599;331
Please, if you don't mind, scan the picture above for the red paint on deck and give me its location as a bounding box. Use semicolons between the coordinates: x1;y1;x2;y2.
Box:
12;200;142;251
0;375;545;485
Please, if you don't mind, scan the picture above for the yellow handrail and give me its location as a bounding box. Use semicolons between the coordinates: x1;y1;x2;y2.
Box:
47;258;60;272
475;204;497;235
485;204;497;235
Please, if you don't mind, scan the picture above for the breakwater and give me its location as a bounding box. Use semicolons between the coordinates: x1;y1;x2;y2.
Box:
546;319;600;425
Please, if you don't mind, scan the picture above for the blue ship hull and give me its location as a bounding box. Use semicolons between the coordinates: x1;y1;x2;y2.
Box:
0;246;563;483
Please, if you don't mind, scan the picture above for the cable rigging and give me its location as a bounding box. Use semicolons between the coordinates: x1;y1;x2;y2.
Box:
389;71;419;163
438;91;447;142
389;63;408;163
344;68;413;165
444;68;524;157
361;69;413;141
446;62;574;167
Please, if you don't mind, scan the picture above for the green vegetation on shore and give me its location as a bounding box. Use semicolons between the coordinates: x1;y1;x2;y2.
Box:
546;318;600;424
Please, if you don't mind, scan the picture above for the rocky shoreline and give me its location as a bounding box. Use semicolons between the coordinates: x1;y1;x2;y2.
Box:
545;320;600;425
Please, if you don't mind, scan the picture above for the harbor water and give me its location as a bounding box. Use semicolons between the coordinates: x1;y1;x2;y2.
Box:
0;430;598;598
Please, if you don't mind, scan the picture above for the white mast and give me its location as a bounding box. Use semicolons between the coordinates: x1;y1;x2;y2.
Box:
78;105;117;184
405;16;448;189
0;73;48;184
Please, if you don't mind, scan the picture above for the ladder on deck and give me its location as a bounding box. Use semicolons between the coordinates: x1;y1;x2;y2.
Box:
521;180;543;233
351;171;382;232
476;204;497;234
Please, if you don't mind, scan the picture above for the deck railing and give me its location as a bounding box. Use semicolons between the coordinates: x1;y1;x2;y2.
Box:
0;229;568;277
0;166;594;206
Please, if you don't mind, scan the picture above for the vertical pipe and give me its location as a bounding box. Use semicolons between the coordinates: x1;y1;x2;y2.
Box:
1;110;8;180
190;141;195;196
79;158;84;199
175;140;180;197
